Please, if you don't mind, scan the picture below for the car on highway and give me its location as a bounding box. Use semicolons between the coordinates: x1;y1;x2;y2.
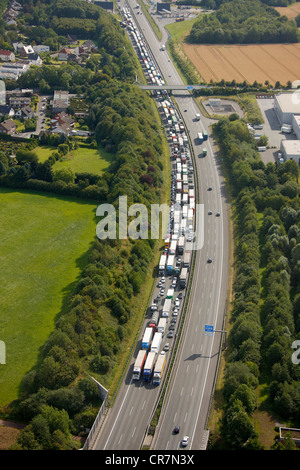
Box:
207;258;212;263
216;212;220;217
167;331;174;338
208;186;212;191
173;426;180;434
208;210;212;215
164;343;170;351
181;436;189;447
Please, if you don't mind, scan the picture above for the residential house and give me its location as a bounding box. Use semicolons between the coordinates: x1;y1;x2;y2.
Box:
82;40;98;52
58;48;71;61
9;95;31;109
33;45;50;54
52;112;75;127
50;111;75;136
27;53;42;67
50;123;73;136
0;49;15;62
0;105;15;118
67;53;82;65
0;119;16;134
12;42;24;53
19;45;34;57
50;90;69;113
15;105;35;120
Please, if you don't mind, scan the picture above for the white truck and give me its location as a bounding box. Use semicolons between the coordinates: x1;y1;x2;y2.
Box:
151;332;163;354
159;253;167;274
166;288;174;299
157;318;167;336
281;124;292;134
162;298;172;318
132;350;147;380
142;327;154;350
153;353;166;385
179;267;188;288
196;113;200;121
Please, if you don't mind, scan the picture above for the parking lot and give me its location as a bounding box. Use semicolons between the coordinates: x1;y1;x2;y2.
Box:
256;97;296;164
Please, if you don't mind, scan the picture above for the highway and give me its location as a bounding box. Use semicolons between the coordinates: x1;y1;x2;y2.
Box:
92;1;229;451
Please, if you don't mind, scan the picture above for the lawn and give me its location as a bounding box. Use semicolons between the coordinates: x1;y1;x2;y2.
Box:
0;188;97;407
35;144;114;174
34;145;56;162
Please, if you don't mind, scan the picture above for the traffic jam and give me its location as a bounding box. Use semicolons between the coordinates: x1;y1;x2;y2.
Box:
121;7;196;386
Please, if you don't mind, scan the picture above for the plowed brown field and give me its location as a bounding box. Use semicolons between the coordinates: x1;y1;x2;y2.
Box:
275;3;300;19
183;43;300;85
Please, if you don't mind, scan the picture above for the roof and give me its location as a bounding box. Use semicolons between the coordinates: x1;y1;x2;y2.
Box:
0;49;13;56
275;93;300;114
0;118;16;130
282;139;300;151
59;48;71;54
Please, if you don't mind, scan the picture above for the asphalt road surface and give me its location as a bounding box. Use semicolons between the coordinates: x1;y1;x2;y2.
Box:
92;1;229;451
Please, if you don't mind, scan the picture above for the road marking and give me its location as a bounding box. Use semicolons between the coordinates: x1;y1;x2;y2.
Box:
142;400;146;410
118;434;123;445
132;427;136;438
191;387;194;396
129;406;133;416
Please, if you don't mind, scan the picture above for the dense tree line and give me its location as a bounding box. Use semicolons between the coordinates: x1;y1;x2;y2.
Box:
201;0;299;9
212;116;299;449
0;1;167;450
189;0;300;44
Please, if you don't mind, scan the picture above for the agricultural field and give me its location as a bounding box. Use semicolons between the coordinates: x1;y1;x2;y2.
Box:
275;3;300;19
0;188;97;407
183;43;300;85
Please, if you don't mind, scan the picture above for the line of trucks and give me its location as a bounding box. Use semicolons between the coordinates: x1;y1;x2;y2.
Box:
123;6;195;388
133;329;166;385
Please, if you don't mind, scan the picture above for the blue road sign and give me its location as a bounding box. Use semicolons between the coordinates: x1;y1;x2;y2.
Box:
205;325;214;335
187;86;193;90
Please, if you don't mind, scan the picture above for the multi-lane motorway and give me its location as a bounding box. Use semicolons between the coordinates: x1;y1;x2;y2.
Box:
92;1;229;451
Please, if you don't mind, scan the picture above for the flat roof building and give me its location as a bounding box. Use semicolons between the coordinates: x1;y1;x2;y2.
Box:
274;93;300;125
280;139;300;165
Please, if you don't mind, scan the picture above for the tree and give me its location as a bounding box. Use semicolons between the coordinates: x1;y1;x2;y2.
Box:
53;167;75;184
222;399;257;448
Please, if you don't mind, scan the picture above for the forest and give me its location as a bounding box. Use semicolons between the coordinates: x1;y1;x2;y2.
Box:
189;0;300;44
210;116;300;449
201;0;299;8
0;1;167;450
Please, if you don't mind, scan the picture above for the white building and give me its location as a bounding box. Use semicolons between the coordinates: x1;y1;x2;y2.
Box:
292;115;300;140
33;45;50;54
274;93;300;125
280;140;300;165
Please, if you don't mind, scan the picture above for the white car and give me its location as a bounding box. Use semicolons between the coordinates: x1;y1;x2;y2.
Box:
181;436;189;447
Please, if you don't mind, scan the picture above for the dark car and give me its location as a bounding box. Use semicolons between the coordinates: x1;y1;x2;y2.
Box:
173;426;180;434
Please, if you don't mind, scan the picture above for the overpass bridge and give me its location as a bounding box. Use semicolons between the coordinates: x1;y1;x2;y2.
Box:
137;84;210;91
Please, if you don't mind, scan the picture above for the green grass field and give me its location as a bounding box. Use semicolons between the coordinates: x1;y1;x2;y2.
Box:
35;144;114;174
0;188;97;407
